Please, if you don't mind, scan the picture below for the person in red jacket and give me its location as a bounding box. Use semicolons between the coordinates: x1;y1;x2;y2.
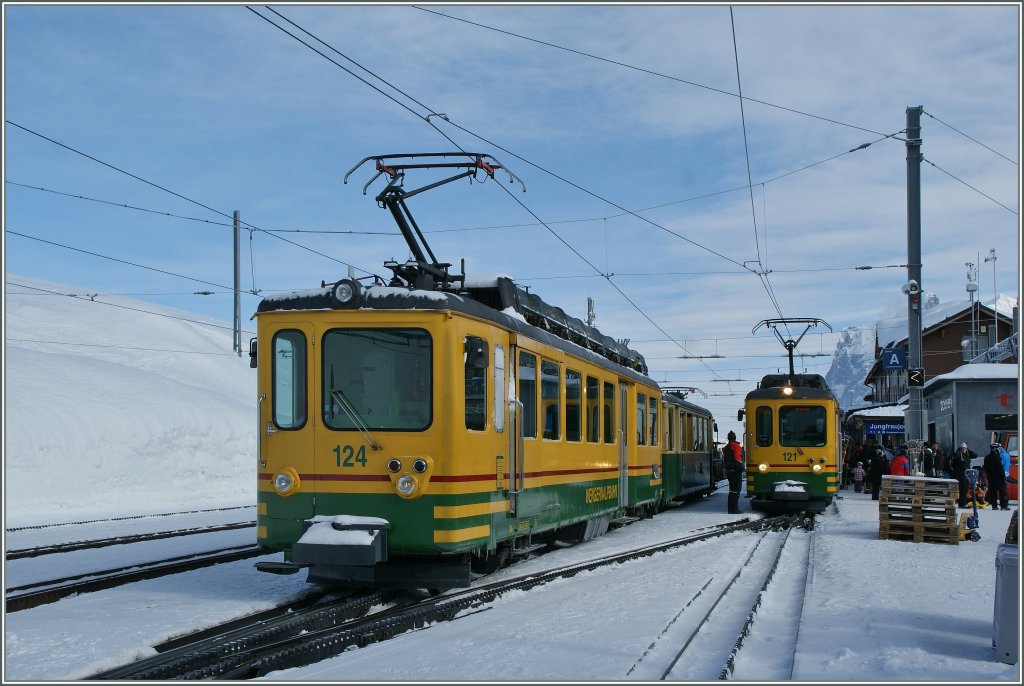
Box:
724;430;744;514
890;446;911;476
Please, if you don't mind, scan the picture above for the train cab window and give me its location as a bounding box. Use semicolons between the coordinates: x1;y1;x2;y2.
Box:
464;336;488;431
755;406;773;447
565;369;582;442
518;352;538;438
541;359;560;440
493;344;506;433
586;376;600;442
603;382;616;444
780;406;827;447
272;330;307;430
648;396;658;446
635;394;644;445
322;328;431;431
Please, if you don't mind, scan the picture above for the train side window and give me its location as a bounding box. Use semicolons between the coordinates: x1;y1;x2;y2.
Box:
541;359;560;440
648;396;658;446
464;336;488;431
667;405;675;450
518;352;537;439
493;344;505;433
272;330;307;430
586;376;600;442
603;381;616;444
756;406;773;447
565;369;582;442
637;393;647;446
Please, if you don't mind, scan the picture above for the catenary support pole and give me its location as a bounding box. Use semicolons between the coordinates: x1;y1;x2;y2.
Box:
906;106;924;450
233;210;241;357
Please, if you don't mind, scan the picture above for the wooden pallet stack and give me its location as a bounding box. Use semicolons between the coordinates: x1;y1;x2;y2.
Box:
878;475;959;545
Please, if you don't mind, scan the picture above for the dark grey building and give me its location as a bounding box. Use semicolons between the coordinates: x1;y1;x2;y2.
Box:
922;363;1018;457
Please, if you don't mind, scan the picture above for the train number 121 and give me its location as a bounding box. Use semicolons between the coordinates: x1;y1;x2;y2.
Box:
333;444;367;467
782;451;798;462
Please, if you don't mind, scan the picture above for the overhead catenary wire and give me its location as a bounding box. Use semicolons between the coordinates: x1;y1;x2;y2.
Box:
8;230;242;293
7;337;239;356
729;7;765;274
412;5;895;138
248;5;731;381
922;110;1018;166
4;120;387;284
10;124;900;238
6;281;256;335
922;157;1018;216
248;7;911;384
516;263;906;280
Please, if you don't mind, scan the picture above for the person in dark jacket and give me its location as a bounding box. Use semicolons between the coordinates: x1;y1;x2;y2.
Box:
931;442;946;478
921;447;935;478
984;443;1011;510
724;430;744;514
867;439;885;500
949;443;976;508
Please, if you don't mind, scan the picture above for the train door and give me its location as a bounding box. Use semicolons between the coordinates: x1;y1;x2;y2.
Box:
619;381;629;507
261;323;316;519
510;344;541;519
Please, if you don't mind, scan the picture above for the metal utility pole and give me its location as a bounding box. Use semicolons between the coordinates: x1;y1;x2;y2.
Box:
985;248;999;344
233;210;241;357
905;106;924;447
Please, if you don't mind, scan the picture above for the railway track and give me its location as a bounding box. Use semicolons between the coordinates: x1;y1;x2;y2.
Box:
5;521;256;560
88;516;783;680
621;514;811;680
6;544;267;613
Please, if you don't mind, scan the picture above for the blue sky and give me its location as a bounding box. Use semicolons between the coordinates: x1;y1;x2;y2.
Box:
3;3;1020;427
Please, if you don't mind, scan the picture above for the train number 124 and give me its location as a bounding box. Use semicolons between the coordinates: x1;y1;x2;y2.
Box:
333;444;367;467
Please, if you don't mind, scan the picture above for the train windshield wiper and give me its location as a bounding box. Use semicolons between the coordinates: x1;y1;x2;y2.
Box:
329;387;383;451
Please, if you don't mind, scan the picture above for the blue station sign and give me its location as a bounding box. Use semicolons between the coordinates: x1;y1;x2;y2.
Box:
865;421;905;435
881;347;907;370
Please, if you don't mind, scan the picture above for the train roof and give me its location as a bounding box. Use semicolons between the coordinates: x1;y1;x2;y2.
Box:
659;389;714;417
255;277;655;386
757;373;830;390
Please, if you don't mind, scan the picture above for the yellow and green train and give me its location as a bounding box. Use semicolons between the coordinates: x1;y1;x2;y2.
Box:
252;276;718;588
739;373;842;514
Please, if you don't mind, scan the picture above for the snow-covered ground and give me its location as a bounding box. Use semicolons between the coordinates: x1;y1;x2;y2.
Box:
3;275;1020;681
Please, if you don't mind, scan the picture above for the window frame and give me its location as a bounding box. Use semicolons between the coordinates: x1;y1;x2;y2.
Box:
271;329;307;431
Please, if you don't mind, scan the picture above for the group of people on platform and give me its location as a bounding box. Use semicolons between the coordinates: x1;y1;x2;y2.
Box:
843;438;1012;510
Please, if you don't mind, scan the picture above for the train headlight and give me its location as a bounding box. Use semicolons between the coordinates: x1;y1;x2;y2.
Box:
758;463;770;473
782;386;794;396
396;474;417;496
811;463;823;474
330;279;361;308
412;458;428;474
273;468;300;496
387;459;402;473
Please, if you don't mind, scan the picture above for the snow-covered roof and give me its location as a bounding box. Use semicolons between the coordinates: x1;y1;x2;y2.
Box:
875;296;1016;349
922;362;1018;390
848;404;907;419
463;273;512;288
